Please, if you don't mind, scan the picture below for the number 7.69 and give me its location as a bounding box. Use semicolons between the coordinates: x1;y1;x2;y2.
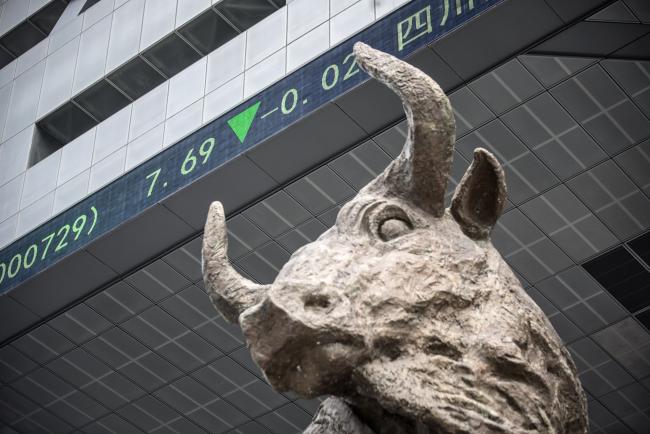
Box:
145;137;216;198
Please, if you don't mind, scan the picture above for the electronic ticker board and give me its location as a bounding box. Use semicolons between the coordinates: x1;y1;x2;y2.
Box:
0;0;503;294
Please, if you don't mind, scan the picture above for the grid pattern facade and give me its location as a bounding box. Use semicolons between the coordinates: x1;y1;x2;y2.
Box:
2;51;650;432
2;1;650;433
0;255;320;433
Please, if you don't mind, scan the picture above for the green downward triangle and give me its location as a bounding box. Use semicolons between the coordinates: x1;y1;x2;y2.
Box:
227;101;261;143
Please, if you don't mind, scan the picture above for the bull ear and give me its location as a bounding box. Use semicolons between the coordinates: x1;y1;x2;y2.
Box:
450;148;506;240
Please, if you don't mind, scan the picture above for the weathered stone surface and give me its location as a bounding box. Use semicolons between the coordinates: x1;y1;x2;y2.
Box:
303;398;374;434
202;201;267;323
203;42;587;433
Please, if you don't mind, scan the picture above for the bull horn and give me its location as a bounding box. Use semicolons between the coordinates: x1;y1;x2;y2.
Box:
353;42;455;217
202;201;269;323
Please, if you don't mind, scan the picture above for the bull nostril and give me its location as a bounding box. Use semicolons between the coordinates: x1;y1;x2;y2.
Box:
303;293;331;309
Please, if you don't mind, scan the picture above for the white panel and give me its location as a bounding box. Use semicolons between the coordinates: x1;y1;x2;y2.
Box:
0;173;23;222
244;48;285;98
17;191;54;237
58;127;96;186
3;61;45;141
330;0;360;16
206;32;245;94
15;38;48;77
54;169;90;214
20;150;61;208
0;126;33;184
0;214;17;249
129;82;168;140
287;0;328;42
167;57;206;118
203;74;243;123
175;0;210;28
0;83;11;140
140;0;176;50
37;36;80;118
49;14;83;54
163;99;202;148
0;0;29;35
94;105;131;163
0;59;16;88
375;0;409;18
82;0;116;30
89;146;126;193
246;8;287;68
105;0;145;72
28;0;50;15
125;123;163;169
52;0;84;34
287;22;328;72
330;0;374;45
73;14;112;94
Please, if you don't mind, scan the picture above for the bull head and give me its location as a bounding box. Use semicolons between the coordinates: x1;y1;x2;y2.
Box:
203;43;587;433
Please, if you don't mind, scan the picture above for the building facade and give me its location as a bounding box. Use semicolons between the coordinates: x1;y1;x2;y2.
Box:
0;0;649;432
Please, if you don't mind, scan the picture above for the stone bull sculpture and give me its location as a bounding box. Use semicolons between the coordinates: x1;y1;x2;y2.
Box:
202;42;587;433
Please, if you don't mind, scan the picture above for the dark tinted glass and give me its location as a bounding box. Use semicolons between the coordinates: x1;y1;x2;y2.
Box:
38;102;97;145
215;0;279;31
178;9;239;55
74;80;131;122
108;57;166;100
141;33;202;78
584;247;650;312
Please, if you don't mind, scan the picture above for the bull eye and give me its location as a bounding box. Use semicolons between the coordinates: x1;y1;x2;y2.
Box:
367;204;413;241
303;293;331;309
378;218;411;241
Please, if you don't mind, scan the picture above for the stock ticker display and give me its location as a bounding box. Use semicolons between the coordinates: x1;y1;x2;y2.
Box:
0;0;503;294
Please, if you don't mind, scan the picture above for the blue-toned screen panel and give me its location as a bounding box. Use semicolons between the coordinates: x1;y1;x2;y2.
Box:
0;0;502;294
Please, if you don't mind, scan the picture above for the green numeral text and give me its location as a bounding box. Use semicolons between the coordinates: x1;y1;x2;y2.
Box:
146;168;161;197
